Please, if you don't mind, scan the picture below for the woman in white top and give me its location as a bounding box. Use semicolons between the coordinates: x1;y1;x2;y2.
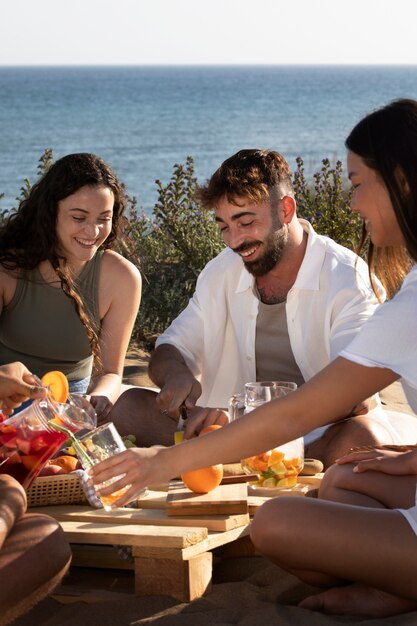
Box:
91;99;417;618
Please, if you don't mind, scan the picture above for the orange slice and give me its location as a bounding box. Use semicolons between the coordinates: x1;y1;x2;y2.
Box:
22;455;40;470
41;371;69;403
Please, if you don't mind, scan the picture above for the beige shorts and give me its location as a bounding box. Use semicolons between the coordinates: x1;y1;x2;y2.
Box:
396;484;417;537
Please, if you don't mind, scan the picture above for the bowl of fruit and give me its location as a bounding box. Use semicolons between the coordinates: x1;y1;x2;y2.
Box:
241;439;304;494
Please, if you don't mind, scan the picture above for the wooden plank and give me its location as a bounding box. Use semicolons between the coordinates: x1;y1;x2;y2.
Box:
33;505;249;532
132;525;251;560
166;482;248;516
134;490;168;510
58;521;208;548
135;552;212;601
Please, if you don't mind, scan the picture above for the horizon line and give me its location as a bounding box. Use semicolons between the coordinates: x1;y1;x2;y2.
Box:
1;62;417;69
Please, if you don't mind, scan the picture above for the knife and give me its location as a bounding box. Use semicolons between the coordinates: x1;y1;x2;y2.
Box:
177;404;188;431
174;404;188;444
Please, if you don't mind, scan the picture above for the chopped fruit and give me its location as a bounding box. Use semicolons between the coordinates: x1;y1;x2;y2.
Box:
242;448;304;489
261;477;277;488
174;431;184;445
276;476;298;488
242;452;270;473
41;371;69;403
268;449;285;466
269;461;287;477
22;455;41;470
15;437;32;455
122;434;137;449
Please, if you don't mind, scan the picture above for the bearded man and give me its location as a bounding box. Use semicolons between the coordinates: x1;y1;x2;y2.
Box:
109;149;408;467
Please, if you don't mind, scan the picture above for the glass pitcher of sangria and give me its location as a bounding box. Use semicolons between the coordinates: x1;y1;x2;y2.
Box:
0;392;96;489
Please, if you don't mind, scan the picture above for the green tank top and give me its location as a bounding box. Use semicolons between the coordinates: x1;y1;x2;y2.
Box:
0;252;103;381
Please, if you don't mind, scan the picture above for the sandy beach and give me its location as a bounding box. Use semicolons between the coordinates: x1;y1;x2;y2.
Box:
12;351;417;626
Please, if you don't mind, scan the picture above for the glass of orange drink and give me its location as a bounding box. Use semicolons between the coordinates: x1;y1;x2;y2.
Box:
77;422;144;510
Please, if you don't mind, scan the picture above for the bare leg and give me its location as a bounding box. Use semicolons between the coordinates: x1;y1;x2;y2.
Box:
108;387;177;446
305;412;410;469
250;496;417;617
0;513;72;625
319;461;417;507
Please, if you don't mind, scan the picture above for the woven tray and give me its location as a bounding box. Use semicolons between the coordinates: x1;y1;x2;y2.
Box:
26;473;88;508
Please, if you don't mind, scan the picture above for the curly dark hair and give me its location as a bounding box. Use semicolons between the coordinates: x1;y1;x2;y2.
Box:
346;99;417;297
196;149;293;209
0;153;127;368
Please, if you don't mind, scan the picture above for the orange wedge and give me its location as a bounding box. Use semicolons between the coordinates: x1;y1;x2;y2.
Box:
41;371;69;403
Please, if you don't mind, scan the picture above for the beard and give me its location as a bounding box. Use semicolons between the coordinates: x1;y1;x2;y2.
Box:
234;219;289;277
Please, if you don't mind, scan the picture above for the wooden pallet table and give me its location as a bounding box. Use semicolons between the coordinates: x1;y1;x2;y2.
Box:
33;483;250;602
30;474;323;601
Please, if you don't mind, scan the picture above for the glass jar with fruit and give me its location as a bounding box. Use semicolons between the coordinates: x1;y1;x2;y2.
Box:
241;438;304;490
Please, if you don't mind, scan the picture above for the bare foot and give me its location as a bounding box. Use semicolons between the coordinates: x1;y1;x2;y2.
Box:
299;583;417;617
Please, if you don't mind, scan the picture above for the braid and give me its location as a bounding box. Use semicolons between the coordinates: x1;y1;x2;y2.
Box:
52;258;103;374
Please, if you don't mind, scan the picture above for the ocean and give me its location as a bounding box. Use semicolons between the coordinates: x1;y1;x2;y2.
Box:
1;65;417;214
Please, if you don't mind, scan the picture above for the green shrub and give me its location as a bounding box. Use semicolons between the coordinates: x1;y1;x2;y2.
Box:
118;157;224;347
293;157;362;251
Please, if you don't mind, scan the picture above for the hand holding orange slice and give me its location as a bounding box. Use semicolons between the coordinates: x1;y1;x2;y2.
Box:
41;371;69;403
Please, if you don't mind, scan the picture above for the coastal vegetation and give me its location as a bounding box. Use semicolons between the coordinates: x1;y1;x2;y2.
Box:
0;151;362;350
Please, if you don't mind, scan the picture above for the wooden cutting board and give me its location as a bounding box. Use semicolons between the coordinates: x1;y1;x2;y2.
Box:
165;481;248;516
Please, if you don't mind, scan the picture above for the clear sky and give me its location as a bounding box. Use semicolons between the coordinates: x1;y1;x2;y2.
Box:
1;0;416;65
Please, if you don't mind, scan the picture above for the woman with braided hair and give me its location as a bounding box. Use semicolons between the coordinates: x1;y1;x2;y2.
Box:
0;153;141;422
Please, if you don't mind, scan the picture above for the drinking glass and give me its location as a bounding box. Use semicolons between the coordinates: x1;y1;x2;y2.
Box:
77;422;144;510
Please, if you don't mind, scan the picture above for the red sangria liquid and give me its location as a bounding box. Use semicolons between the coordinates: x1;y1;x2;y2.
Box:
0;397;92;489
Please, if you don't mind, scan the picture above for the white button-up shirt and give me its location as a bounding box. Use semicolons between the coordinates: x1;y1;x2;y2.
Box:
157;220;383;439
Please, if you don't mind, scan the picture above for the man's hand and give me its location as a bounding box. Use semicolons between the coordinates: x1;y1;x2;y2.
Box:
183;406;229;439
149;344;202;420
0;362;46;415
156;372;202;420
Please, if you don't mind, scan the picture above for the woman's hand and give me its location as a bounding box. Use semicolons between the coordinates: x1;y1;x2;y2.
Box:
90;445;169;508
0;362;46;415
89;395;113;424
336;448;417;476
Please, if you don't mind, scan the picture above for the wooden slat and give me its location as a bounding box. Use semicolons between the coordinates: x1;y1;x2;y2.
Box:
33;505;249;532
132;525;251;560
166;482;248;516
135;552;212;601
58;521;207;548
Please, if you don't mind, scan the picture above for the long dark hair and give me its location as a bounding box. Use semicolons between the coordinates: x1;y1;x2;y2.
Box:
346;99;417;296
0;153;127;367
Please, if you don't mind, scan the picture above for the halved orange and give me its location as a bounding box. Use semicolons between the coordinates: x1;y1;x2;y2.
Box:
199;424;223;436
41;371;69;403
52;455;79;473
180;424;224;493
